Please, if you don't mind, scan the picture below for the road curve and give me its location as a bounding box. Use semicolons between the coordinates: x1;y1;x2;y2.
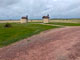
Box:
0;27;80;60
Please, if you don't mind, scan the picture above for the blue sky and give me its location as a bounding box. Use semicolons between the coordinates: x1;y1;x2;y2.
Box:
0;0;80;19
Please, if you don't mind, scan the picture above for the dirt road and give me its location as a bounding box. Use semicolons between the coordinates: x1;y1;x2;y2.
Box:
0;27;80;60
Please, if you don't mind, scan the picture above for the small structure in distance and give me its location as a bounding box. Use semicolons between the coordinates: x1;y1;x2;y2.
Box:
42;14;50;23
20;16;28;23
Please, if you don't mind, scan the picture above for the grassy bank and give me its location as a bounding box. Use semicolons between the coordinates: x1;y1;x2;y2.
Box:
48;23;80;26
0;23;58;47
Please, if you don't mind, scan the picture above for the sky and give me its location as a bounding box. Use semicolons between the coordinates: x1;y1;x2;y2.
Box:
0;0;80;19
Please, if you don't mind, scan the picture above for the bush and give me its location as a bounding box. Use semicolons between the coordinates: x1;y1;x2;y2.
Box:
4;23;12;28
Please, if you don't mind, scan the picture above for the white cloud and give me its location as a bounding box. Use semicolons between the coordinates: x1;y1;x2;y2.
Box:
0;0;80;19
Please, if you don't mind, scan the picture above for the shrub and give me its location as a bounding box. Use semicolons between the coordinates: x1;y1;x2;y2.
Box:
4;23;12;28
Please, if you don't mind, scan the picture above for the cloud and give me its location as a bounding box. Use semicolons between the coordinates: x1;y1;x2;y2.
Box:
0;0;20;8
0;0;80;19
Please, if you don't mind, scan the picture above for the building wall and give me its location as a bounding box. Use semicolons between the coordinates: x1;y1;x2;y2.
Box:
50;20;80;23
43;18;49;23
20;19;28;23
28;20;43;22
28;19;80;23
0;19;80;23
0;20;20;23
0;19;28;23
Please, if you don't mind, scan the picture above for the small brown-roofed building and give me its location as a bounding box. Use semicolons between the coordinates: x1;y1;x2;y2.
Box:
42;14;50;23
20;16;28;23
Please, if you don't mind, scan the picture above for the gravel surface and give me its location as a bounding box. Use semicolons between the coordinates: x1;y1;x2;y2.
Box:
0;27;80;60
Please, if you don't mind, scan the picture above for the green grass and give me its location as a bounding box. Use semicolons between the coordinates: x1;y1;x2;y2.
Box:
48;23;80;26
0;23;58;47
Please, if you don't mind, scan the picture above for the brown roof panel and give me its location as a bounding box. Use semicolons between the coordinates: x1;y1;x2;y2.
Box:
22;16;28;19
42;16;49;18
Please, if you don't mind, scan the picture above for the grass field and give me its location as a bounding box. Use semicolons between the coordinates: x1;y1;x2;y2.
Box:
48;23;80;26
0;23;59;47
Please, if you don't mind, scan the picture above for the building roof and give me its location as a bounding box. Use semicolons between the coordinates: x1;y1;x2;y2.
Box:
22;16;28;19
42;14;50;19
22;17;27;19
42;16;49;18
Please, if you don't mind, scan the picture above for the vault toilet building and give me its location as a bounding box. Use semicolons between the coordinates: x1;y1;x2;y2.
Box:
20;16;28;23
42;14;50;23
